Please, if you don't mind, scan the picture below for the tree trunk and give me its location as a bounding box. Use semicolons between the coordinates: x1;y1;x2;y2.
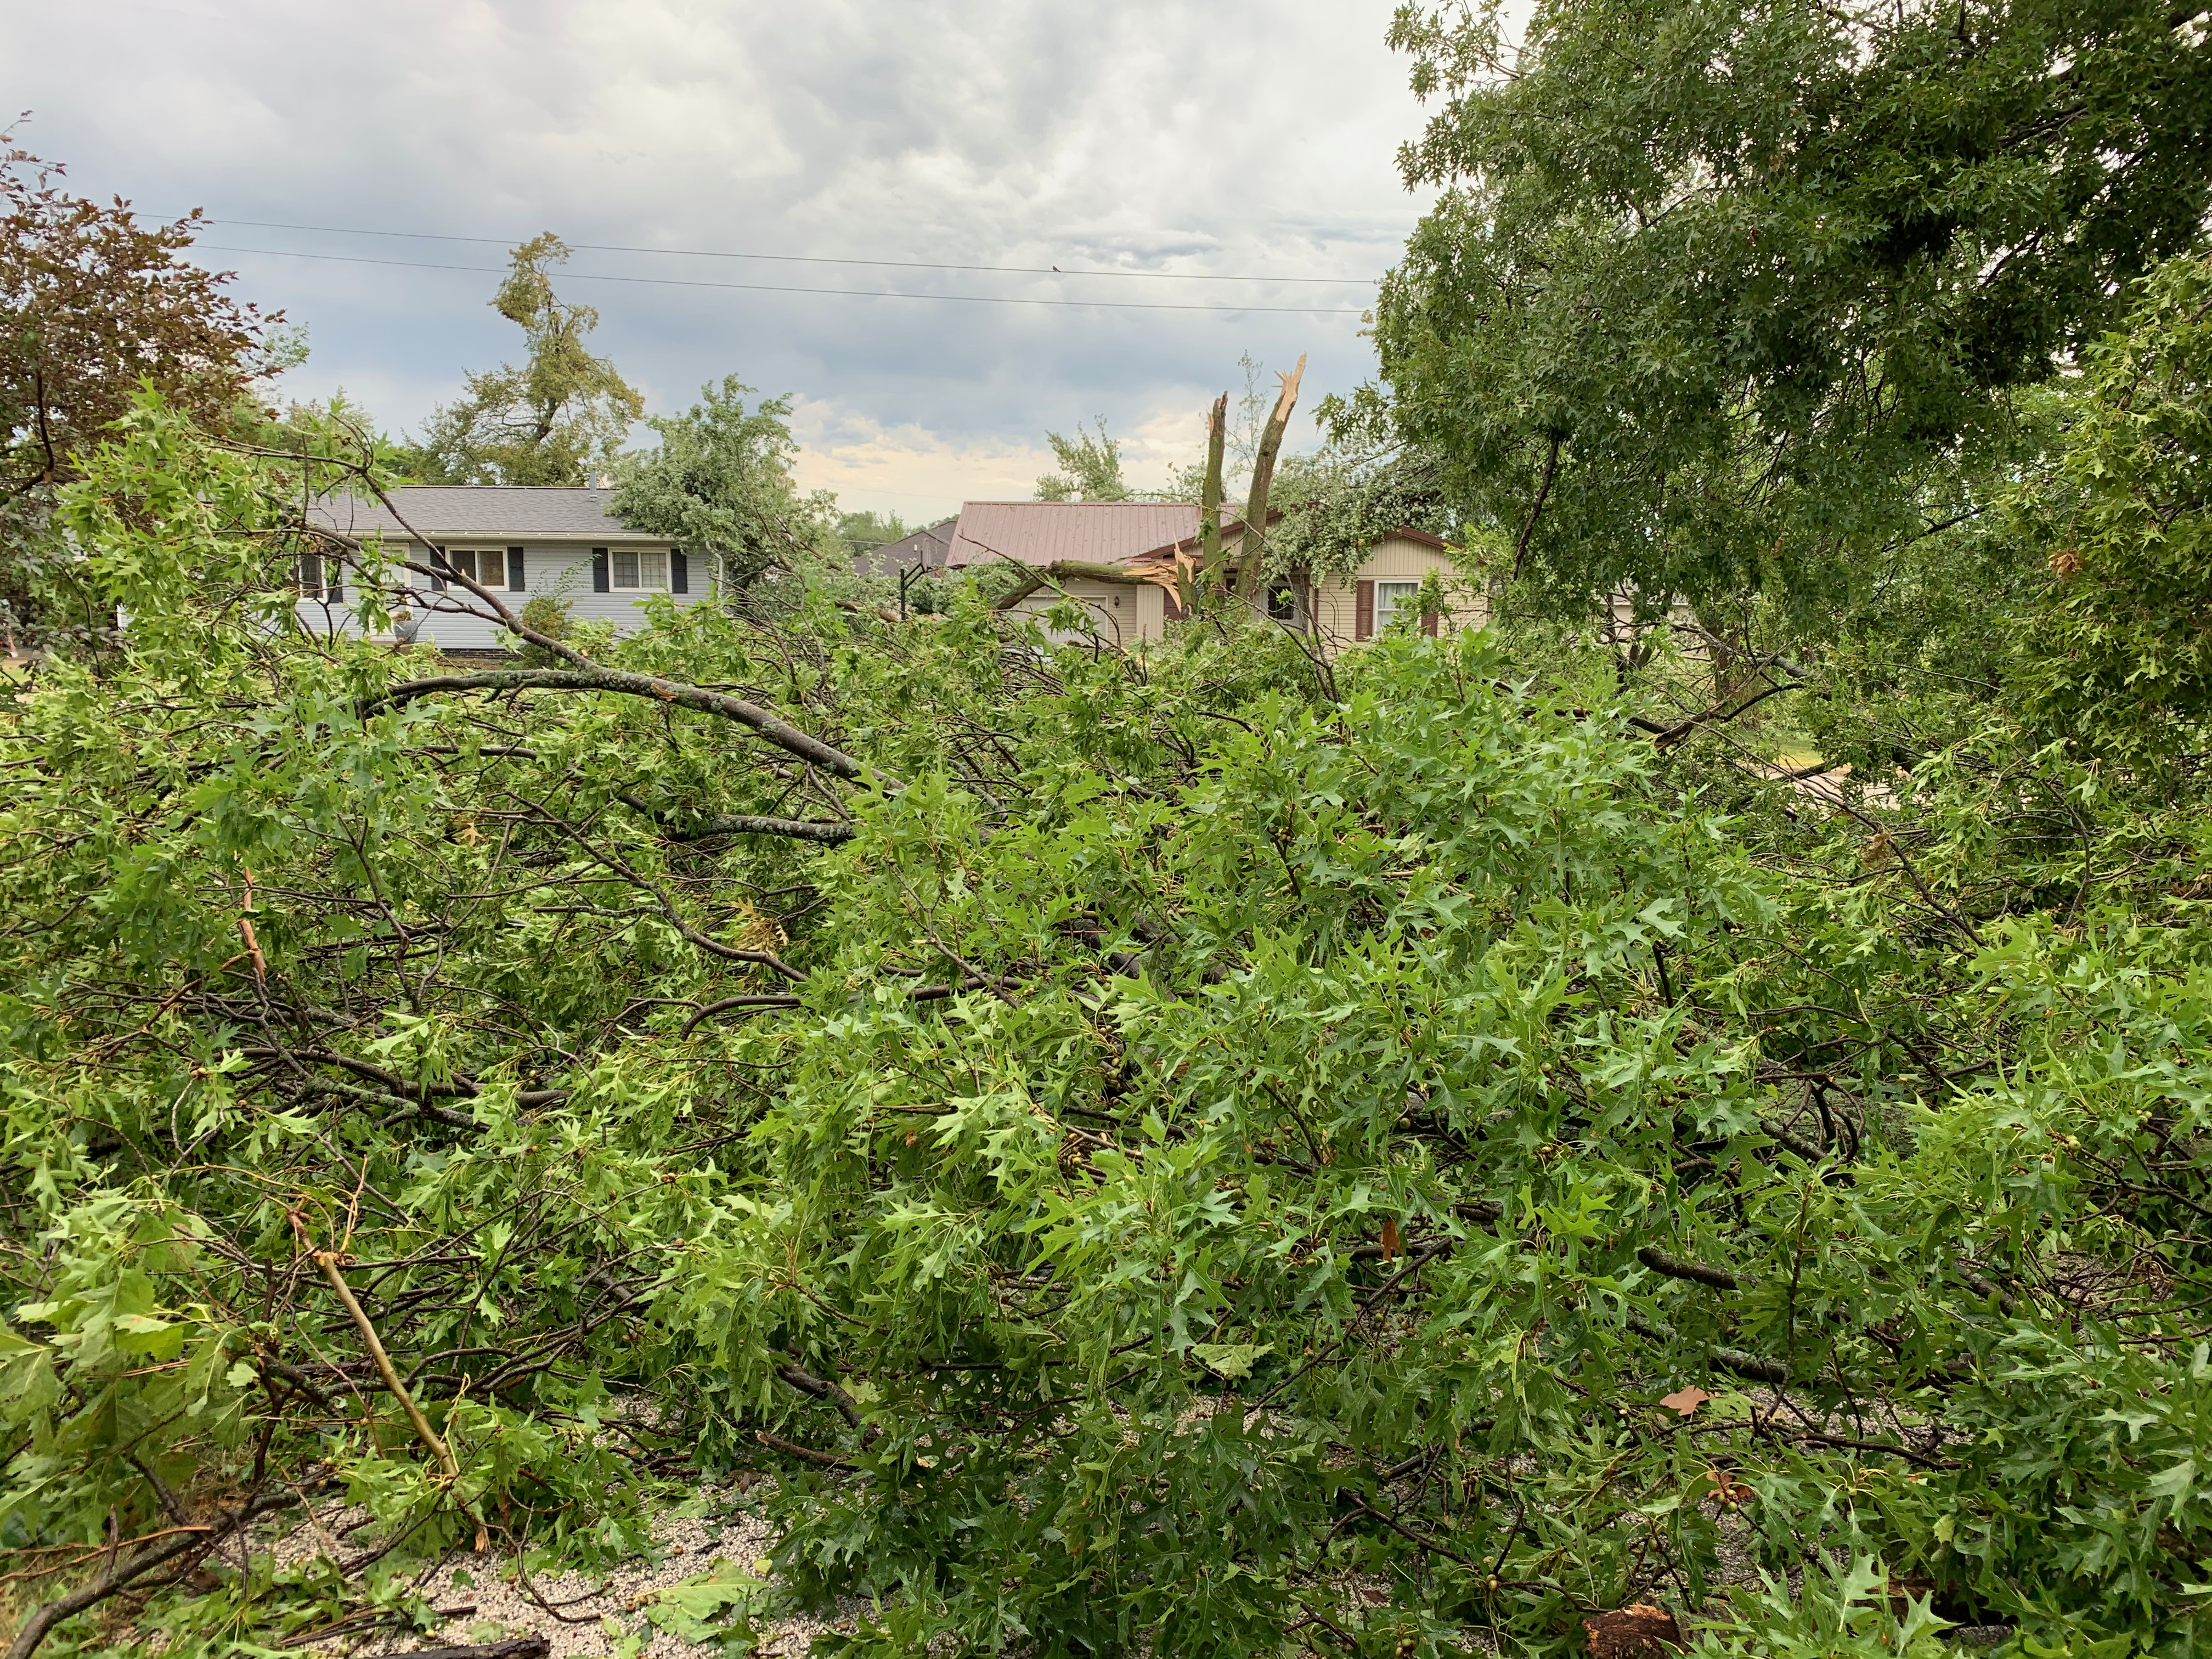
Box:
1197;393;1228;605
1235;355;1306;602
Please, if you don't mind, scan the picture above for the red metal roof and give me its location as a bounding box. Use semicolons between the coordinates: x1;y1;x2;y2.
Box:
944;501;1201;568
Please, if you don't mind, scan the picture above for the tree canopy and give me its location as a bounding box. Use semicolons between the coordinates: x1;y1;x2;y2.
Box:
837;508;911;557
398;234;644;487
611;374;839;589
2010;250;2212;764
1034;416;1131;501
1369;0;2212;616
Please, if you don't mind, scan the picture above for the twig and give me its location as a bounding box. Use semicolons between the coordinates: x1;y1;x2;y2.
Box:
311;1249;486;1550
1788;1430;1961;1471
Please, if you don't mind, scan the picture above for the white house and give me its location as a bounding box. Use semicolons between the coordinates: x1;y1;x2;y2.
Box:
297;486;715;651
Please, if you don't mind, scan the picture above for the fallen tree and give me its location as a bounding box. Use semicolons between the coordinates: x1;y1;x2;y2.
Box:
6;402;2212;1655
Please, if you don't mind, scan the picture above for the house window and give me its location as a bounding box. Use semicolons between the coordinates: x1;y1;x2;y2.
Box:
439;548;509;591
297;549;335;599
612;549;669;590
1266;584;1298;622
1374;580;1421;631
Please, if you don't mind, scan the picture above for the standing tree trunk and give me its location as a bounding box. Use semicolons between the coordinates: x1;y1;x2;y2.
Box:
1235;355;1306;602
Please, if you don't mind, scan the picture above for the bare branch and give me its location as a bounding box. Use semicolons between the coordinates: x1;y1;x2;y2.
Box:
359;668;888;785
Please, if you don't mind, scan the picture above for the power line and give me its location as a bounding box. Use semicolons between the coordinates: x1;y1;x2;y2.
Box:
193;244;1374;315
169;216;1381;286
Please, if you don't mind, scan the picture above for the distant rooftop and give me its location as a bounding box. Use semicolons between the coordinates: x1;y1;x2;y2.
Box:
308;486;662;541
854;517;956;579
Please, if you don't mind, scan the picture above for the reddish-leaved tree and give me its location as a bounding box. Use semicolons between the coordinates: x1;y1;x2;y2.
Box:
1;137;277;625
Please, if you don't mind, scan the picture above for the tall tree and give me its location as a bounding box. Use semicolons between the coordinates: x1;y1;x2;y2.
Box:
836;509;909;557
1032;416;1129;501
1370;0;2212;619
401;234;642;486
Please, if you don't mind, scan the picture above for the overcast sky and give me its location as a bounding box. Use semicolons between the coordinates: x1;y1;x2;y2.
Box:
10;0;1436;521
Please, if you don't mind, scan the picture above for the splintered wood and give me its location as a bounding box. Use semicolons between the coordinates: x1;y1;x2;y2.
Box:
1581;1604;1684;1658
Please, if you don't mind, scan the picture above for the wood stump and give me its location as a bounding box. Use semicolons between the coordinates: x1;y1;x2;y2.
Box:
1582;1603;1684;1658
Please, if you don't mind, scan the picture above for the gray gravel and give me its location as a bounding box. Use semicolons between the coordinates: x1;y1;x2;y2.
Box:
285;1489;863;1658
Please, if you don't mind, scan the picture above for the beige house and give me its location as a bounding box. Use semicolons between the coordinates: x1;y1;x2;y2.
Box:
941;501;1482;652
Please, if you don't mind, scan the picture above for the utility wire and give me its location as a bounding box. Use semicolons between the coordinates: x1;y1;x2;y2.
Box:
166;216;1381;286
194;245;1374;315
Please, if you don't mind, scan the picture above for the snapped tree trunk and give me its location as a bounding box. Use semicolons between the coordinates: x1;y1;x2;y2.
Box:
1235;354;1305;602
1196;393;1228;607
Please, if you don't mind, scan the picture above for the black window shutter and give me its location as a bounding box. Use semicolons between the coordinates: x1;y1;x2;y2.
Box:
670;549;689;594
591;547;610;592
430;545;448;592
328;556;343;603
507;546;526;590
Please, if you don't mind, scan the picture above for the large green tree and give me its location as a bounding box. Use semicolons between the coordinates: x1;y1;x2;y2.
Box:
1369;0;2212;619
400;234;643;487
837;507;910;557
611;374;838;588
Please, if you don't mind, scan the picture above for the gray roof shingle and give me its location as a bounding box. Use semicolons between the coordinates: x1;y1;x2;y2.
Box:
308;486;665;541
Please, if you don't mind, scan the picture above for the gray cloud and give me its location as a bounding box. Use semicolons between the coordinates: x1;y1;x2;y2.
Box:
9;0;1432;516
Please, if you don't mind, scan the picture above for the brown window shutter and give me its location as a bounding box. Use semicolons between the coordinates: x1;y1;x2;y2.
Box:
1422;606;1440;637
1355;580;1374;640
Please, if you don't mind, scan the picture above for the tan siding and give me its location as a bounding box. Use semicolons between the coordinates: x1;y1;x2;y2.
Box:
1002;577;1159;648
1310;538;1486;655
